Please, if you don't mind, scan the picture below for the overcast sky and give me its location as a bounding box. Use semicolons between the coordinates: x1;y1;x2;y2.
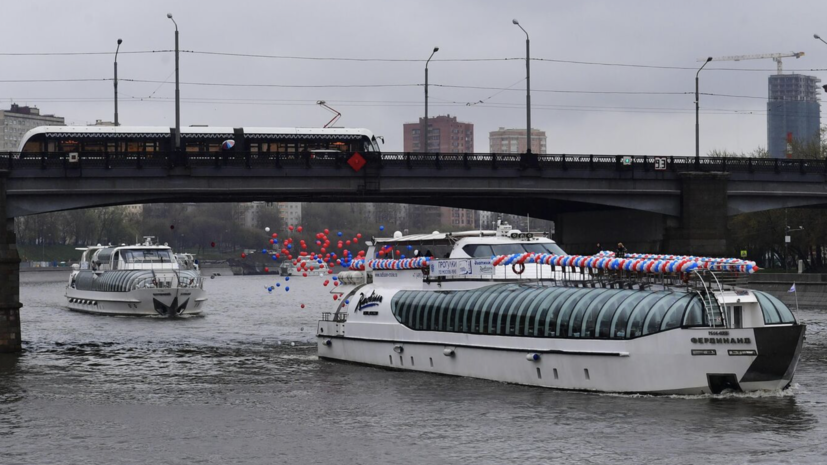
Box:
3;0;826;154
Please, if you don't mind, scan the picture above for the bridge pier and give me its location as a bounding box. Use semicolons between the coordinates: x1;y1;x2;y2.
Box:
0;172;22;353
663;172;729;257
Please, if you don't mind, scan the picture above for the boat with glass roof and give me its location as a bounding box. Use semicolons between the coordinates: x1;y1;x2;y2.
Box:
317;222;805;394
66;237;207;317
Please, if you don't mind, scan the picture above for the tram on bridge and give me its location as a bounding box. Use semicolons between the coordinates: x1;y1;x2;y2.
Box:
18;126;382;155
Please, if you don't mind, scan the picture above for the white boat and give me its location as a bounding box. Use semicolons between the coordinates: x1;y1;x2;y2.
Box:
317;223;804;395
66;237;207;317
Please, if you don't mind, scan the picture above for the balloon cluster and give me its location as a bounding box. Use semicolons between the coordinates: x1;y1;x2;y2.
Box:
239;224;371;303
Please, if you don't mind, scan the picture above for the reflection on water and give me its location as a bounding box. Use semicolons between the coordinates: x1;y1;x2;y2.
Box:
0;272;826;464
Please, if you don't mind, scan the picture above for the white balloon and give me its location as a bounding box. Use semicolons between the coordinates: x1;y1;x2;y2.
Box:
265;227;271;232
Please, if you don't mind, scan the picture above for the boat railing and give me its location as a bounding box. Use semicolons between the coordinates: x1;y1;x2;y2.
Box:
321;312;348;323
691;270;726;328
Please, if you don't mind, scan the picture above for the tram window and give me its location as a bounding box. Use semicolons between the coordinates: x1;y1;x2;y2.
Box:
82;142;105;152
61;140;79;152
146;142;158;153
47;141;56;152
22;139;42;152
127;141;142;152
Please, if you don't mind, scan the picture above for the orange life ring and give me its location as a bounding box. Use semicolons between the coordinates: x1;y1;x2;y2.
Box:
512;263;526;275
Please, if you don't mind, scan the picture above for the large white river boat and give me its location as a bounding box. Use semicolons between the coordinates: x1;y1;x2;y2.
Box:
66;237;207;317
317;223;804;395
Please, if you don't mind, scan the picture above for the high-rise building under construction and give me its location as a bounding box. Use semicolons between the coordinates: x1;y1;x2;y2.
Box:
767;74;821;158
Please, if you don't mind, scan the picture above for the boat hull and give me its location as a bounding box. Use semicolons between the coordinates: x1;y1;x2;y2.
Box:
317;324;804;395
65;287;207;317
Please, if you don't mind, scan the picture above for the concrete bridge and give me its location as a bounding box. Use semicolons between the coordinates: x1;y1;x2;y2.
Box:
2;151;827;352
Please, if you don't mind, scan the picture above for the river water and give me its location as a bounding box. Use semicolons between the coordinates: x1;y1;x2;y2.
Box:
1;271;826;464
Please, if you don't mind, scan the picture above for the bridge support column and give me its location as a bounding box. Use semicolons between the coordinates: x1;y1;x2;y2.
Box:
0;172;22;353
664;172;729;257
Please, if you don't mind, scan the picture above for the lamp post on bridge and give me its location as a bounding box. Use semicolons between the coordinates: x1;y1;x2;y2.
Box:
424;47;439;153
695;57;712;169
513;19;531;155
167;13;181;150
114;39;122;126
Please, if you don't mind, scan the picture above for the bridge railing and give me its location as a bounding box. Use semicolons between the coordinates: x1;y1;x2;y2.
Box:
1;151;824;175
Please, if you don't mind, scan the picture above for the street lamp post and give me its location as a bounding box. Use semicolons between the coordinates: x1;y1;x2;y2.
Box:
815;33;827;46
695;57;712;168
114;39;122;126
513;19;531;154
167;13;181;150
424;47;439;153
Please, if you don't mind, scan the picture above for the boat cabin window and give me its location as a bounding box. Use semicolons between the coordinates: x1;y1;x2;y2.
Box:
391;284;703;340
462;242;566;258
121;249;173;263
753;291;796;324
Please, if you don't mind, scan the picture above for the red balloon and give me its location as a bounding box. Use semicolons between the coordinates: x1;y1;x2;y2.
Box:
301;304;305;309
310;266;315;271
396;250;401;255
264;267;270;273
378;250;385;256
210;242;216;248
334;281;339;286
356;233;362;238
170;225;175;230
288;225;294;231
302;272;308;277
346;240;351;246
297;226;303;232
324;229;330;235
333;295;339;300
328;269;334;274
354;238;359;244
321;248;326;253
323;281;329;286
241;253;247;258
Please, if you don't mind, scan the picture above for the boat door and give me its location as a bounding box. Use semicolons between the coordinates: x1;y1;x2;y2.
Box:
729;305;743;328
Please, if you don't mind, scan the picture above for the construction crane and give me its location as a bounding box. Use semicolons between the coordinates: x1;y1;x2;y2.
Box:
316;100;341;128
698;51;805;74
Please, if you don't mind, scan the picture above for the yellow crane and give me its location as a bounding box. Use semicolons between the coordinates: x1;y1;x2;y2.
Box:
699;51;805;74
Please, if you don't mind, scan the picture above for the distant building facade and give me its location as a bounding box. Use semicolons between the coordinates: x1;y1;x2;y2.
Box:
0;104;65;151
767;74;821;158
403;115;474;153
441;207;475;229
489;127;547;154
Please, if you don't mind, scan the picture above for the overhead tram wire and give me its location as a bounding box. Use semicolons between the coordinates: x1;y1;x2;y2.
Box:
3;49;827;73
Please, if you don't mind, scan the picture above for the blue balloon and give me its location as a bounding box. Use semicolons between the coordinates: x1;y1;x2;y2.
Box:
274;239;279;244
287;244;292;249
276;283;281;287
345;300;350;304
285;276;290;281
262;249;267;254
337;232;343;236
332;276;338;281
401;255;406;259
407;245;412;250
272;255;277;260
285;286;290;292
380;225;385;231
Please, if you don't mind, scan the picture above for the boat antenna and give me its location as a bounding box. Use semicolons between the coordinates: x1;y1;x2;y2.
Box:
317;100;341;128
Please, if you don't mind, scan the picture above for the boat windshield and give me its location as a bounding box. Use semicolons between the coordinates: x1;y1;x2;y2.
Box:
121;249;173;263
463;242;566;258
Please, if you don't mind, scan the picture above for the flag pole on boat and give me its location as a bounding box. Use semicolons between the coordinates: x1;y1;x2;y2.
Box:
788;282;799;314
